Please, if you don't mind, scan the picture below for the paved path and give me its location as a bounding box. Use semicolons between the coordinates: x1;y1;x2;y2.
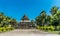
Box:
0;29;60;36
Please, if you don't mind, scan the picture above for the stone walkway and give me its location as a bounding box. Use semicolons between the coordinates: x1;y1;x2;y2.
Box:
0;29;60;36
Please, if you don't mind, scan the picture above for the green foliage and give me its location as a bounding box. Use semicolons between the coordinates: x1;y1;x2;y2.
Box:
0;27;15;32
0;12;17;32
36;6;60;31
31;19;35;26
0;12;17;27
50;6;59;15
36;10;47;26
37;26;55;31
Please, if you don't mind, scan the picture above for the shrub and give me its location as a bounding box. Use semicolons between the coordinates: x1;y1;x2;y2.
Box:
57;26;60;31
0;27;15;32
9;27;14;30
36;26;40;29
37;26;55;31
48;26;54;31
0;27;5;32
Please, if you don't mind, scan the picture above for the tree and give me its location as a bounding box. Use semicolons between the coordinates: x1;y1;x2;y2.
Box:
31;19;36;27
50;6;59;16
46;15;51;26
51;10;60;30
52;11;60;26
36;10;47;26
56;11;60;25
10;18;17;28
0;12;4;23
0;12;17;28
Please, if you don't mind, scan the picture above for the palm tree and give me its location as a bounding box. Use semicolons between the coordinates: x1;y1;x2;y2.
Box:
36;10;47;26
50;6;59;16
40;11;47;26
46;15;51;26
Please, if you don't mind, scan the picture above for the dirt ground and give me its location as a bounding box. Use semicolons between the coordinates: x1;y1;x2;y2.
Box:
0;29;60;36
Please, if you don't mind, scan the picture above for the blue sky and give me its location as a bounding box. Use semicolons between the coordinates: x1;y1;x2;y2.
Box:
0;0;60;21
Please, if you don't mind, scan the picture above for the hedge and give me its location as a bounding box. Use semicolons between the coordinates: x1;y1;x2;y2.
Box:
0;27;14;32
37;26;55;31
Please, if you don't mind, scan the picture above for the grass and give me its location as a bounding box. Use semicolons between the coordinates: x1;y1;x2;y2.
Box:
47;31;60;34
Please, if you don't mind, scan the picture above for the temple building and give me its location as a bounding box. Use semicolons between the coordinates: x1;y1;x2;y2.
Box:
18;14;35;29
